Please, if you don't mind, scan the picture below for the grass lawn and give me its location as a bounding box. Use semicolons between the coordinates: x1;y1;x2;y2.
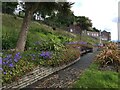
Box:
72;63;119;88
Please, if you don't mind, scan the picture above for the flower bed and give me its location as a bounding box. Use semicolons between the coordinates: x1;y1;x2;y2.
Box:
1;45;80;84
66;41;93;54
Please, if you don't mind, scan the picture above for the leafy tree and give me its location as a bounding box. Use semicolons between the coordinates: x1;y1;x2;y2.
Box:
16;2;73;51
43;2;74;29
75;16;92;31
93;27;100;32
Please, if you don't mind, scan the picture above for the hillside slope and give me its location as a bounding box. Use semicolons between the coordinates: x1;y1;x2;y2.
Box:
2;14;100;84
2;14;100;50
2;14;76;50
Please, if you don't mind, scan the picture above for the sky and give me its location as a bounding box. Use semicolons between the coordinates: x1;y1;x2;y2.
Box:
68;0;120;41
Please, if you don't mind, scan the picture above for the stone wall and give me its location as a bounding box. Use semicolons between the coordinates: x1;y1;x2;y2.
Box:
2;57;80;89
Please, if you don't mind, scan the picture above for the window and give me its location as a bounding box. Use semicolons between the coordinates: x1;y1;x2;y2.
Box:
96;34;98;36
87;33;89;35
70;29;73;32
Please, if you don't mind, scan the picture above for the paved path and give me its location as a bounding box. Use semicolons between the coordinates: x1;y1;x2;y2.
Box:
24;48;99;88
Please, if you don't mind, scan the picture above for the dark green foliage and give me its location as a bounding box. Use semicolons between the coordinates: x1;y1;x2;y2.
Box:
2;2;17;14
75;16;92;30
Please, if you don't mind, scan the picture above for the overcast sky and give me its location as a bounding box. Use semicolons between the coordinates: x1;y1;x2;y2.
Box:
68;0;120;41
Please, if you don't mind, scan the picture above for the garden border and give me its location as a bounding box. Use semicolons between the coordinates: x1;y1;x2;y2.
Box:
2;56;80;89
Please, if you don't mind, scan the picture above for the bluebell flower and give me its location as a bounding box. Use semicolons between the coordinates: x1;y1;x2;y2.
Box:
9;63;14;68
3;72;6;75
40;51;52;59
6;60;9;64
3;61;6;65
14;58;18;62
3;54;12;62
14;52;21;63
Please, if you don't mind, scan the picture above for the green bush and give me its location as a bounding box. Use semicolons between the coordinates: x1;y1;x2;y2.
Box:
45;47;80;67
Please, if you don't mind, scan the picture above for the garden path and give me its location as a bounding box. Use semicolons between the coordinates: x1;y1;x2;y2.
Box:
24;48;99;88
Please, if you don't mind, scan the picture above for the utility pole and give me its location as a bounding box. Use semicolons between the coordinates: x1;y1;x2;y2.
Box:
99;30;102;45
118;1;120;49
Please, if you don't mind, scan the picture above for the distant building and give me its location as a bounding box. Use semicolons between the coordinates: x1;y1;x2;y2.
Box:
86;30;99;38
67;24;82;35
101;30;111;41
67;25;111;41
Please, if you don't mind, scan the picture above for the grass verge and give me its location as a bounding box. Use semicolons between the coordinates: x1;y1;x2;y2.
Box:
72;63;119;88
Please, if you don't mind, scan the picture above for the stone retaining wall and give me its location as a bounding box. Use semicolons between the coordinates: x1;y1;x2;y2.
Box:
2;57;80;89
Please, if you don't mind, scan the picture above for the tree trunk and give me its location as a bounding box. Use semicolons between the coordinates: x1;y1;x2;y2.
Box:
15;3;40;52
15;9;33;51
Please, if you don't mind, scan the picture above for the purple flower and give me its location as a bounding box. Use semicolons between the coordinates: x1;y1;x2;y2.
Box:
3;54;12;62
3;61;6;65
14;52;21;62
3;72;6;75
9;63;14;68
79;41;87;44
0;68;3;71
40;51;52;59
14;59;18;62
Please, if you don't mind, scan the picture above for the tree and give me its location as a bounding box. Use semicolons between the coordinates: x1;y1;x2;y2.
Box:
43;2;74;29
16;2;40;51
75;16;92;31
75;16;93;37
16;2;72;51
93;27;100;32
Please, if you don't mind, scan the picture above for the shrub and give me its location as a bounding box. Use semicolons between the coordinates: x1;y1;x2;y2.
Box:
45;47;80;67
95;43;120;68
96;49;120;66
